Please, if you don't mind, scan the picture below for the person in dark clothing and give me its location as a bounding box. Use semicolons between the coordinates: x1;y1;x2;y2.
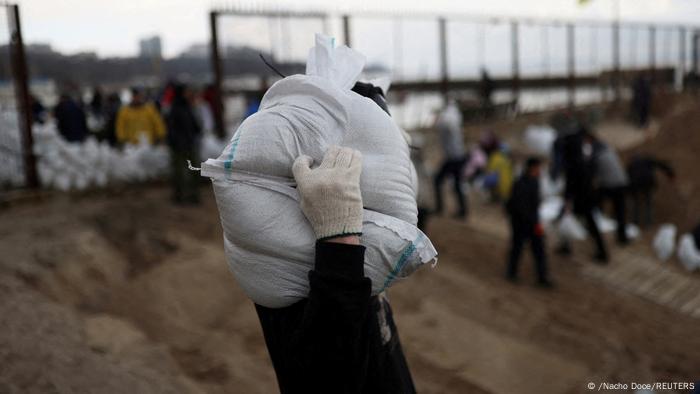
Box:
90;86;104;117
631;74;652;128
558;128;609;262
626;155;675;227
692;222;700;251
53;94;89;143
29;94;47;124
478;68;494;119
506;158;552;287
166;84;201;204
433;101;467;218
102;93;122;146
256;146;415;394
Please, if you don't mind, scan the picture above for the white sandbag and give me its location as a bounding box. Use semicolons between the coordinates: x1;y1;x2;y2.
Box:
539;196;564;223
523;125;556;157
653;224;677;261
558;213;587;241
201;33;436;308
677;234;700;271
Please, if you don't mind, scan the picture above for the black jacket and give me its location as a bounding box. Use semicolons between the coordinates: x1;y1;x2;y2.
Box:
255;242;415;394
166;100;201;151
507;174;540;232
627;156;674;191
54;98;89;142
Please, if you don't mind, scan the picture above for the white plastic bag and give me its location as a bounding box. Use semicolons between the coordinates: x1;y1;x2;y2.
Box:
201;34;435;308
677;234;700;271
523;125;556;157
653;224;677;261
557;213;587;241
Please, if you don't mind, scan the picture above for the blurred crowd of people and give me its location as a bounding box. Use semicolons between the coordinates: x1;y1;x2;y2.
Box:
425;100;677;289
30;82;224;204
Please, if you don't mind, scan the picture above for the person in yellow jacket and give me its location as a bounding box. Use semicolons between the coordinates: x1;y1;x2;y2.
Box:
116;88;165;145
485;144;514;202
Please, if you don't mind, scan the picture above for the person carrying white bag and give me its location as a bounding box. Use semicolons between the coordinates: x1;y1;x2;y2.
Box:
253;144;415;393
200;35;432;393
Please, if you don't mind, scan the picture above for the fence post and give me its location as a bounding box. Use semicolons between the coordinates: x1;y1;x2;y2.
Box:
679;27;686;91
693;31;700;75
612;20;621;102
209;11;225;138
438;17;449;104
567;23;575;109
9;4;37;189
343;15;352;47
649;26;656;79
511;20;520;103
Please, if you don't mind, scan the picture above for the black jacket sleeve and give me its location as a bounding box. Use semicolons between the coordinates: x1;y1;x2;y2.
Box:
255;241;373;394
651;159;674;179
293;242;372;393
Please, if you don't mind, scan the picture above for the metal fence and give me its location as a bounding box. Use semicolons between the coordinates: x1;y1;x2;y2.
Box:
210;6;700;130
0;3;36;190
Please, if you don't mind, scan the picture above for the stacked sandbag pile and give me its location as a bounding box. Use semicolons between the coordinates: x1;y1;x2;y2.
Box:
0;109;25;187
201;34;437;308
31;123;169;191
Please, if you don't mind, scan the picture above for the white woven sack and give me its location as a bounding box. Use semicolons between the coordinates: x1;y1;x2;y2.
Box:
677;234;700;271
201;34;436;308
653;224;676;261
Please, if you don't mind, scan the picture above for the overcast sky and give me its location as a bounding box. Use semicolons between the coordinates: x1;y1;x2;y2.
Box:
12;0;700;58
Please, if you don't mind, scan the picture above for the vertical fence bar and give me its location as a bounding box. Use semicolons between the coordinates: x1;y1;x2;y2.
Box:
679;27;686;91
438;17;448;103
342;15;352;47
693;31;700;75
612;20;621;102
209;11;225;138
567;23;575;109
649;26;656;77
9;4;37;188
511;20;520;103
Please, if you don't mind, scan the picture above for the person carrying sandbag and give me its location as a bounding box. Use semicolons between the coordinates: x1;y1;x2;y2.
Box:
255;145;416;394
200;35;436;394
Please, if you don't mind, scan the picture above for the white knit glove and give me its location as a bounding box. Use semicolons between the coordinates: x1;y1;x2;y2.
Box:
292;146;364;240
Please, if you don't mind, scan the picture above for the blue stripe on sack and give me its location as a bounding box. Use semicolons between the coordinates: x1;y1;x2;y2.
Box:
380;234;423;292
224;134;241;171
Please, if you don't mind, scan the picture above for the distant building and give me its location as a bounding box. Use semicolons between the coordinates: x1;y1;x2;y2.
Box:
180;43;209;58
139;36;162;59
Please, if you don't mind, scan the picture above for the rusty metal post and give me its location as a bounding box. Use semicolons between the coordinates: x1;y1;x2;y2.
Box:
511;20;520;103
693;31;700;75
342;15;352;47
9;4;37;188
438;17;449;103
209;11;225;138
679;27;686;91
612;20;621;102
567;23;575;109
649;26;656;77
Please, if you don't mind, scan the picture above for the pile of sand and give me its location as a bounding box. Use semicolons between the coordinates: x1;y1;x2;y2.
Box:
631;103;700;231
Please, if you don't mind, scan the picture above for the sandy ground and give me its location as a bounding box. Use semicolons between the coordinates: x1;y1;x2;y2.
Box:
0;179;698;393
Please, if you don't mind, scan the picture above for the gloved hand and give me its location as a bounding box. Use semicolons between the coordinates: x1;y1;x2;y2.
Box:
292;146;364;240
